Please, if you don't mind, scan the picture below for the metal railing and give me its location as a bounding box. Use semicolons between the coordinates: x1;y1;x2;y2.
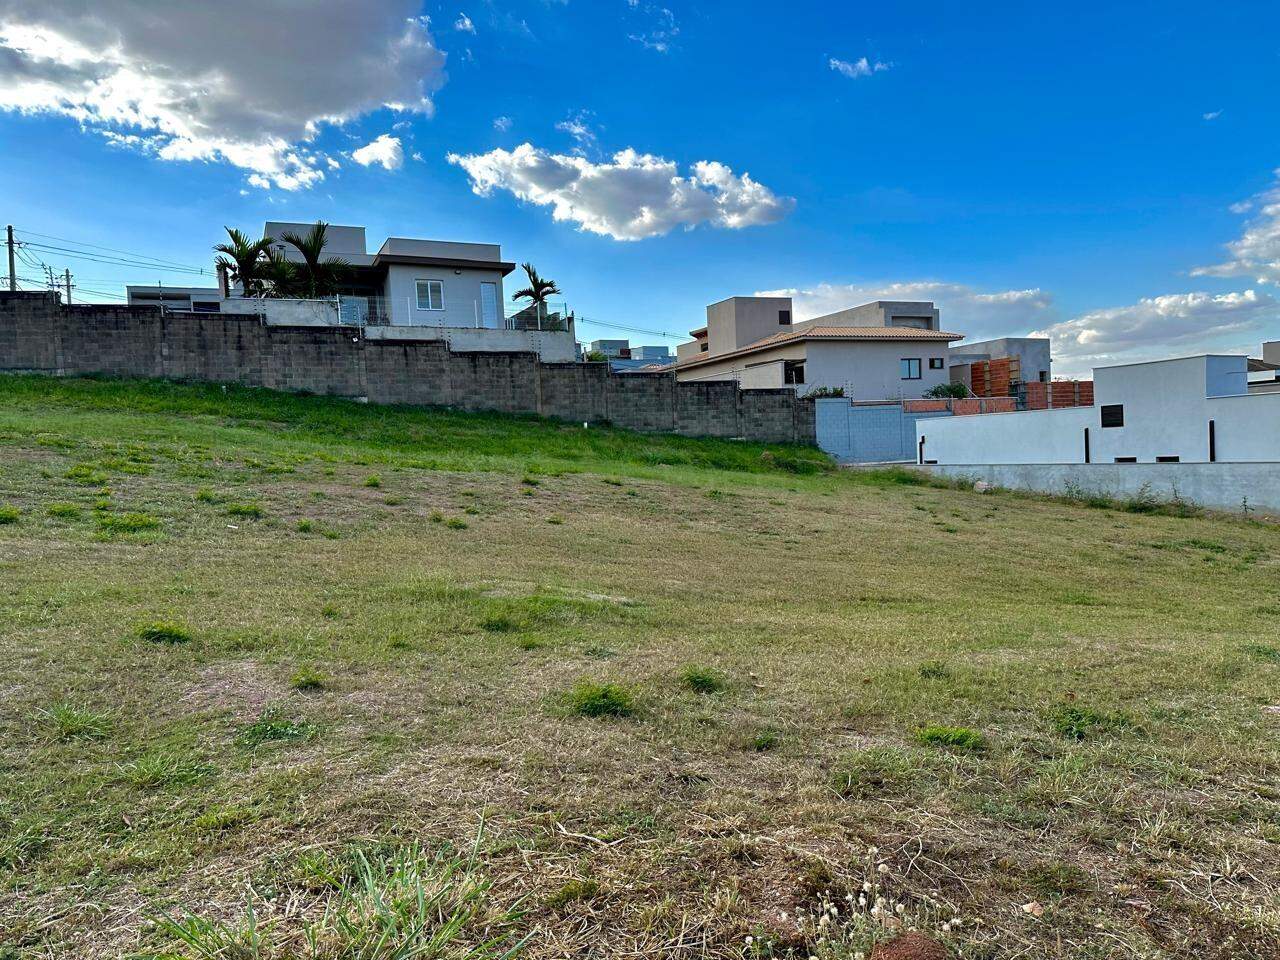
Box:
224;294;575;333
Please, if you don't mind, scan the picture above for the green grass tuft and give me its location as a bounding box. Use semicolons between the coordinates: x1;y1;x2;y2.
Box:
45;502;82;519
39;703;109;741
123;748;211;789
444;517;468;529
546;878;601;910
236;707;317;747
566;681;635;718
0;505;20;524
918;660;951;680
225;502;264;519
138;621;193;644
1047;704;1131;740
916;725;985;751
680;665;727;694
363;474;382;488
290;666;327;692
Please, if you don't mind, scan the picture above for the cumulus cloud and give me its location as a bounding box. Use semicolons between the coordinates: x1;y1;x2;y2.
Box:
829;56;890;79
351;133;404;170
1193;170;1280;284
755;281;1054;339
493;115;513;132
0;1;446;189
454;13;475;33
1030;290;1278;374
448;143;795;240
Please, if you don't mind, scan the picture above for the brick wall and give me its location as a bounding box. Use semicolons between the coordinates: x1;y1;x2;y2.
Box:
0;292;816;445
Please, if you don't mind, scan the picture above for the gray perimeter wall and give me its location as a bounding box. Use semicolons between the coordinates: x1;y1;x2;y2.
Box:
918;462;1280;515
0;293;814;445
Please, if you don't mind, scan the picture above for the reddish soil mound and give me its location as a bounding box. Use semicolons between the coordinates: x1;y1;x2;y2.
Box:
870;932;948;960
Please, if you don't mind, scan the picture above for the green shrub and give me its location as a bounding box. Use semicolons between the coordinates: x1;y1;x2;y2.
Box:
139;621;193;644
364;474;382;488
924;382;969;399
916;725;985;751
1047;704;1130;740
566;681;635;718
0;506;19;524
236;707;317;747
194;488;218;503
444;517;468;530
225;502;264;519
680;665;727;694
46;502;82;519
40;703;109;740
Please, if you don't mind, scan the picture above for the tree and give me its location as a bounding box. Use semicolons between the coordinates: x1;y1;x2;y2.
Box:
510;262;561;324
278;221;349;298
213;227;274;298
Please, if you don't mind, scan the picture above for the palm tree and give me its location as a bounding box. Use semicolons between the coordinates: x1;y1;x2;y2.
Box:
278;221;349;298
510;262;561;326
213;228;274;298
259;247;300;299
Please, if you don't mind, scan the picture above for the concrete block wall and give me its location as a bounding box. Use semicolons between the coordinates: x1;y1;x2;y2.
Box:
0;293;816;445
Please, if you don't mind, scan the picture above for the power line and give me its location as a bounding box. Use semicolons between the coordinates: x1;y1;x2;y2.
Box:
573;314;685;341
18;241;210;277
13;228;205;272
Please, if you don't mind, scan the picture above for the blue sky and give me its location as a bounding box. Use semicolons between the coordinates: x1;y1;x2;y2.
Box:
2;0;1279;375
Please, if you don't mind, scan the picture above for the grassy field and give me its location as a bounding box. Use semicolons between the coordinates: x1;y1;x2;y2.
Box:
1;374;1278;960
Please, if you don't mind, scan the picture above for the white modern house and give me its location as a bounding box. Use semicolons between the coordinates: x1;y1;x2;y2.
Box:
127;222;576;362
917;354;1278;466
673;296;962;399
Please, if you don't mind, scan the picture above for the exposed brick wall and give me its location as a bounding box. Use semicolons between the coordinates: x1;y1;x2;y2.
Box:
0;292;816;445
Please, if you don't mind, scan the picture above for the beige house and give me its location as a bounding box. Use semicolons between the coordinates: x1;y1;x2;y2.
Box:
674;296;963;400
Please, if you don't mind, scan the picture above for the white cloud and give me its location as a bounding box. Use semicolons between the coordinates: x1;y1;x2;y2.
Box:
1032;289;1279;376
829;56;890;79
555;110;597;154
351;133;404;170
454;13;475;33
0;1;446;190
755;281;1054;339
626;2;679;53
1203;110;1222;121
448;143;795;240
493;115;513;132
1193;169;1280;285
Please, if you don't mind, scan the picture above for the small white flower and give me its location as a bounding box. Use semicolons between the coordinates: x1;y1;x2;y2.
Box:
745;936;753;945
877;863;890;875
895;903;905;915
862;881;872;893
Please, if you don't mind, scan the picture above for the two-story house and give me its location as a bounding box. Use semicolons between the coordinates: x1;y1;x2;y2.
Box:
673;296;963;400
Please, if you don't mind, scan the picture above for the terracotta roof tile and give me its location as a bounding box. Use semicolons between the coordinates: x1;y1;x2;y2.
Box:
674;325;963;369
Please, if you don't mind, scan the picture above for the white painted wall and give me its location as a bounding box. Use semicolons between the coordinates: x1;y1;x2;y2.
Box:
919;355;1280;465
362;325;576;362
383;264;506;328
805;340;951;401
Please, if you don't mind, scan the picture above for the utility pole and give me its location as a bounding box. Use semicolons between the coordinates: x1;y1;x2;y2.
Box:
6;225;14;293
63;268;73;304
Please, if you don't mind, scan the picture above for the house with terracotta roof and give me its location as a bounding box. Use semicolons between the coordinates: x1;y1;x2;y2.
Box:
673;296;964;400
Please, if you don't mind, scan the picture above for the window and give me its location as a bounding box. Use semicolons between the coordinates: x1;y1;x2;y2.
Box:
783;360;806;385
900;358;922;380
928;357;944;370
779;309;791;325
415;279;444;310
1156;456;1180;463
699;342;709;353
1114;457;1137;463
191;301;221;313
890;316;932;329
1038;371;1048;383
1100;404;1124;428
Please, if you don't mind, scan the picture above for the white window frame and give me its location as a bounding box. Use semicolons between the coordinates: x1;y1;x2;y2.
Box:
415;279;444;311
